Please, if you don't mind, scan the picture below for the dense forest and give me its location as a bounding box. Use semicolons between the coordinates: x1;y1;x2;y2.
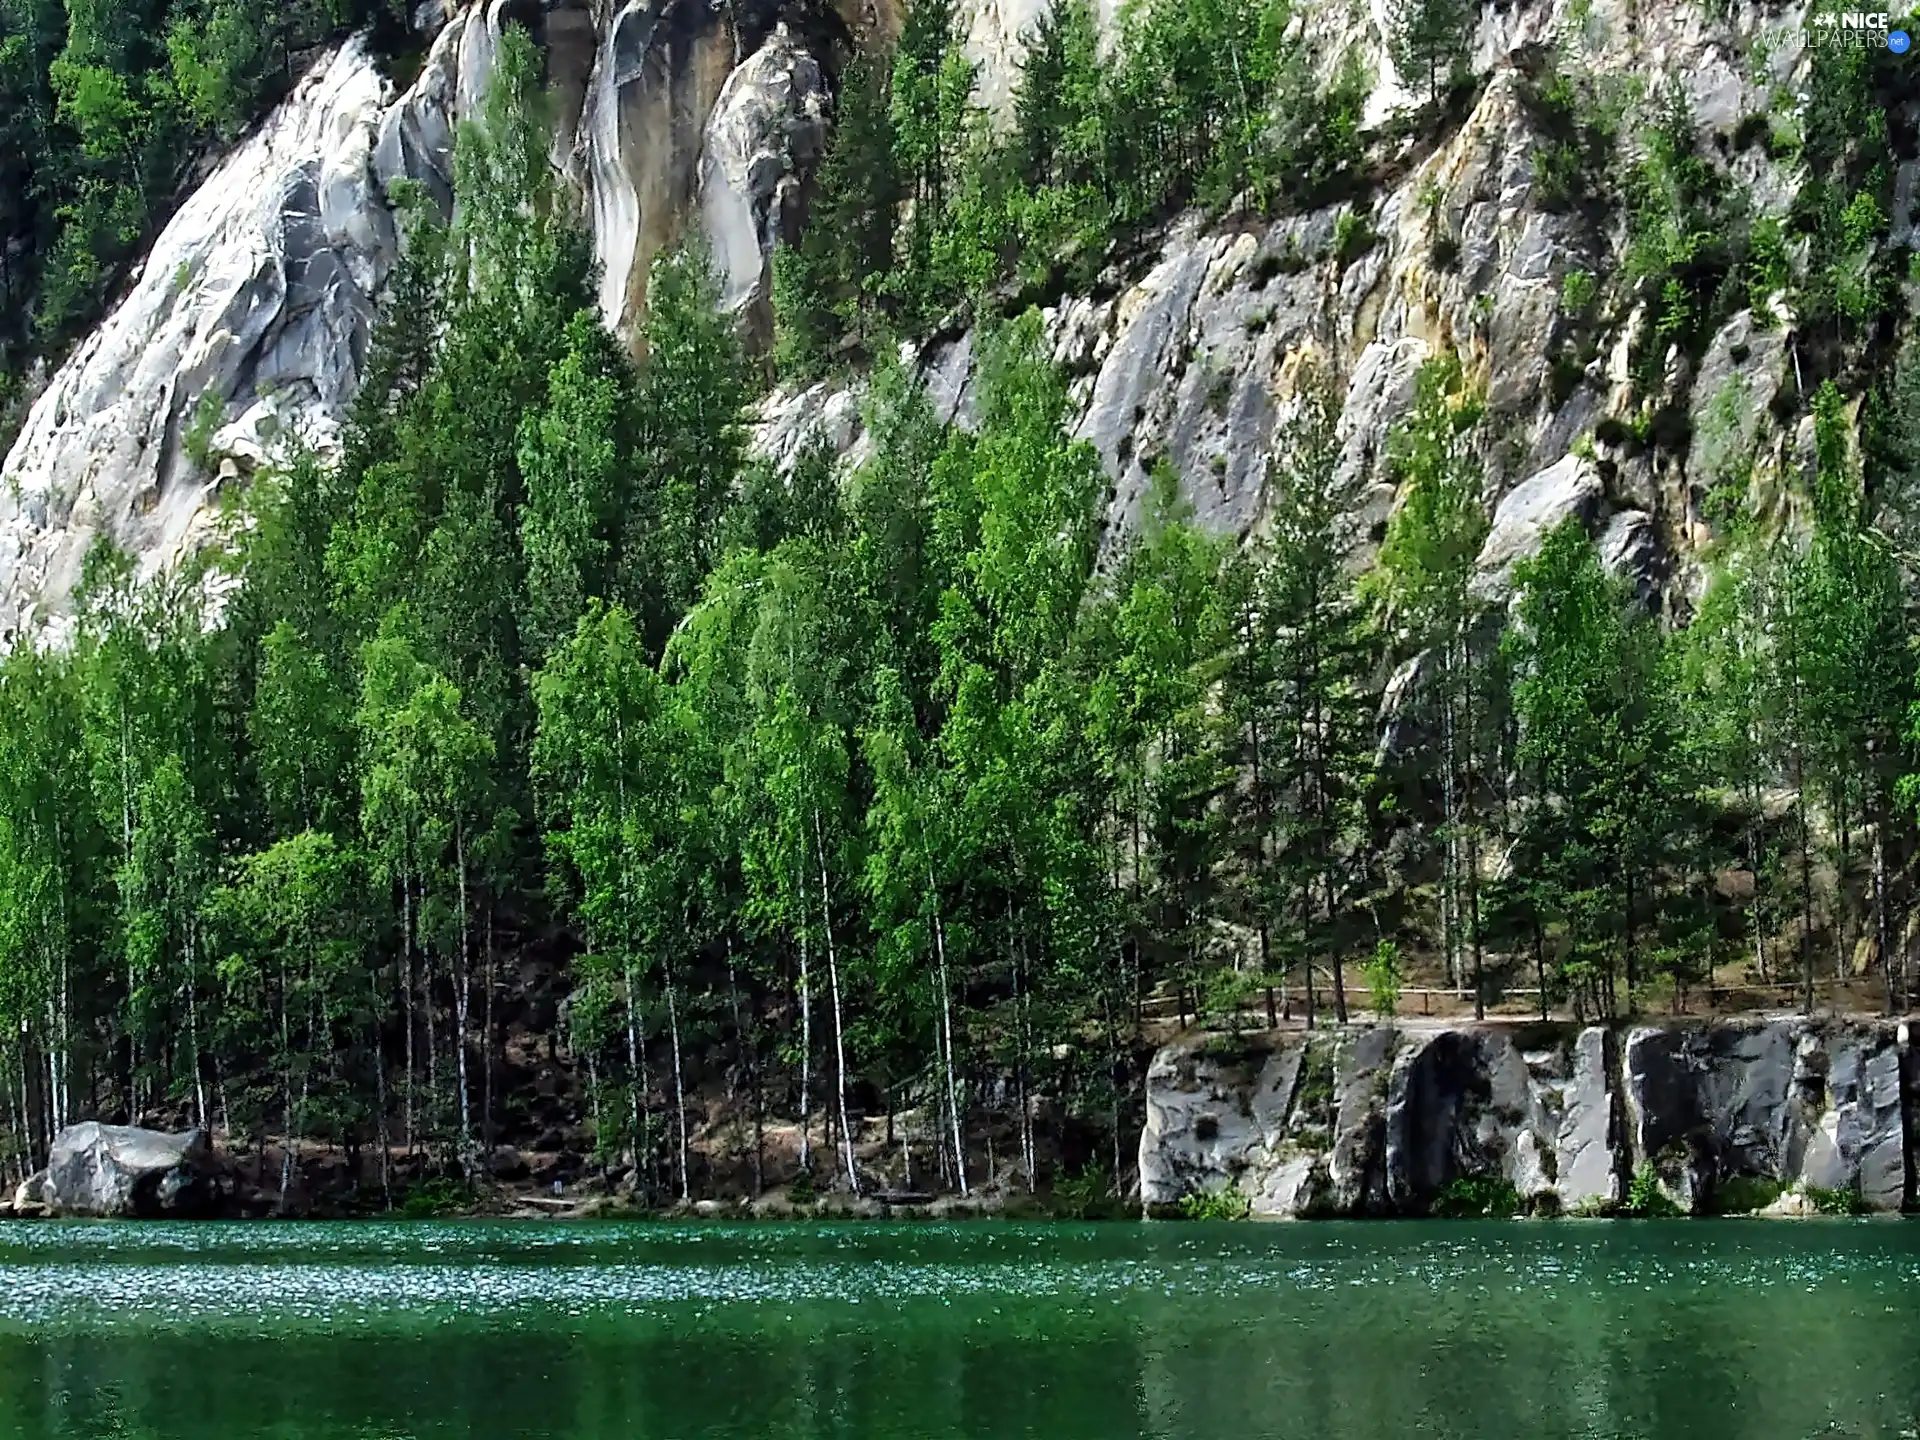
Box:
0;0;1916;1209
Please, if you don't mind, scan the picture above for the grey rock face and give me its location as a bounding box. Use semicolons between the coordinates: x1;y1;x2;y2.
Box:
1383;1028;1550;1208
576;0;742;338
1328;1027;1400;1213
3;0;1831;635
0;40;420;641
698;24;829;348
1472;454;1604;599
1142;1020;1920;1218
1598;510;1661;601
1624;1020;1911;1213
1144;1024;1594;1218
34;1123;221;1218
1138;1033;1306;1210
1551;1026;1620;1210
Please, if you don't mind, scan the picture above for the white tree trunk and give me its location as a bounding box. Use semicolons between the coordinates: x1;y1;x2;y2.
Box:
666;954;690;1203
815;810;859;1195
931;900;968;1197
185;918;207;1129
797;876;812;1175
624;964;644;1168
453;825;473;1179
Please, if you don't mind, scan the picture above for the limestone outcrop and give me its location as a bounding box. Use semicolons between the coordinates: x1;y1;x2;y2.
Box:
1140;1018;1920;1217
19;1123;224;1218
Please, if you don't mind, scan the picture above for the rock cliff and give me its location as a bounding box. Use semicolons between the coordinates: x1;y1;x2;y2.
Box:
0;0;847;639
3;0;1915;635
1139;1018;1920;1216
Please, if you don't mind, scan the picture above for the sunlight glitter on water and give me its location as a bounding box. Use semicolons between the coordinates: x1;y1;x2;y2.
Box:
0;1219;1909;1333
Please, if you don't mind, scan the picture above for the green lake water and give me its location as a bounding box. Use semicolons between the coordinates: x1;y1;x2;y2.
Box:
0;1219;1915;1439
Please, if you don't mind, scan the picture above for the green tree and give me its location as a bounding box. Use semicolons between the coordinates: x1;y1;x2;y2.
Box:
209;829;365;1208
625;243;752;649
356;611;494;1170
533;602;701;1196
1507;521;1688;1018
1387;0;1474;106
1263;365;1380;1026
773;54;899;377
517;313;635;665
1369;353;1490;1011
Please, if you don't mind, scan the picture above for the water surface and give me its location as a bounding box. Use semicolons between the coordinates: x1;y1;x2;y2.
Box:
0;1218;1914;1438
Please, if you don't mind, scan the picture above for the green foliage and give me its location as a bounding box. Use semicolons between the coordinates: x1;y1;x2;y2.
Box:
1386;0;1475;106
1519;48;1626;212
1430;1175;1520;1218
401;1177;475;1219
1695;377;1758;536
1709;1175;1782;1215
1505;520;1699;1019
1361;939;1403;1019
1332;209;1379;269
1;0;399;397
1743;216;1791;317
1050;1161;1115;1218
1177;1185;1252;1220
1623;1165;1683;1217
14;0;1920;1219
773;55;900;377
1804;1185;1869;1217
181;387;224;470
1794;1;1902;339
788;0;1386;345
1371;352;1492;1011
1620;80;1744;394
1294;1043;1336;1117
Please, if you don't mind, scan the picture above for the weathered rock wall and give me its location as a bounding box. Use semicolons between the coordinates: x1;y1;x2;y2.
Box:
0;0;837;639
1140;1018;1920;1216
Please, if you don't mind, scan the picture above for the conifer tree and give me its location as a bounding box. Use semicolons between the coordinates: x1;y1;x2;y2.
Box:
1388;0;1474;107
1264;364;1379;1026
1507;520;1687;1017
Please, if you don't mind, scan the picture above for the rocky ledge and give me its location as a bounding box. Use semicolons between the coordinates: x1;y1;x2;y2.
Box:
1139;1019;1917;1218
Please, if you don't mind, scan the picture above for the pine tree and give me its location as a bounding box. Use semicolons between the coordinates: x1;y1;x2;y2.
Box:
773;54;899;377
1263;363;1380;1027
889;0;977;326
1387;0;1474;107
1507;520;1687;1018
1011;0;1106;193
517;313;635;666
1101;465;1232;1022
